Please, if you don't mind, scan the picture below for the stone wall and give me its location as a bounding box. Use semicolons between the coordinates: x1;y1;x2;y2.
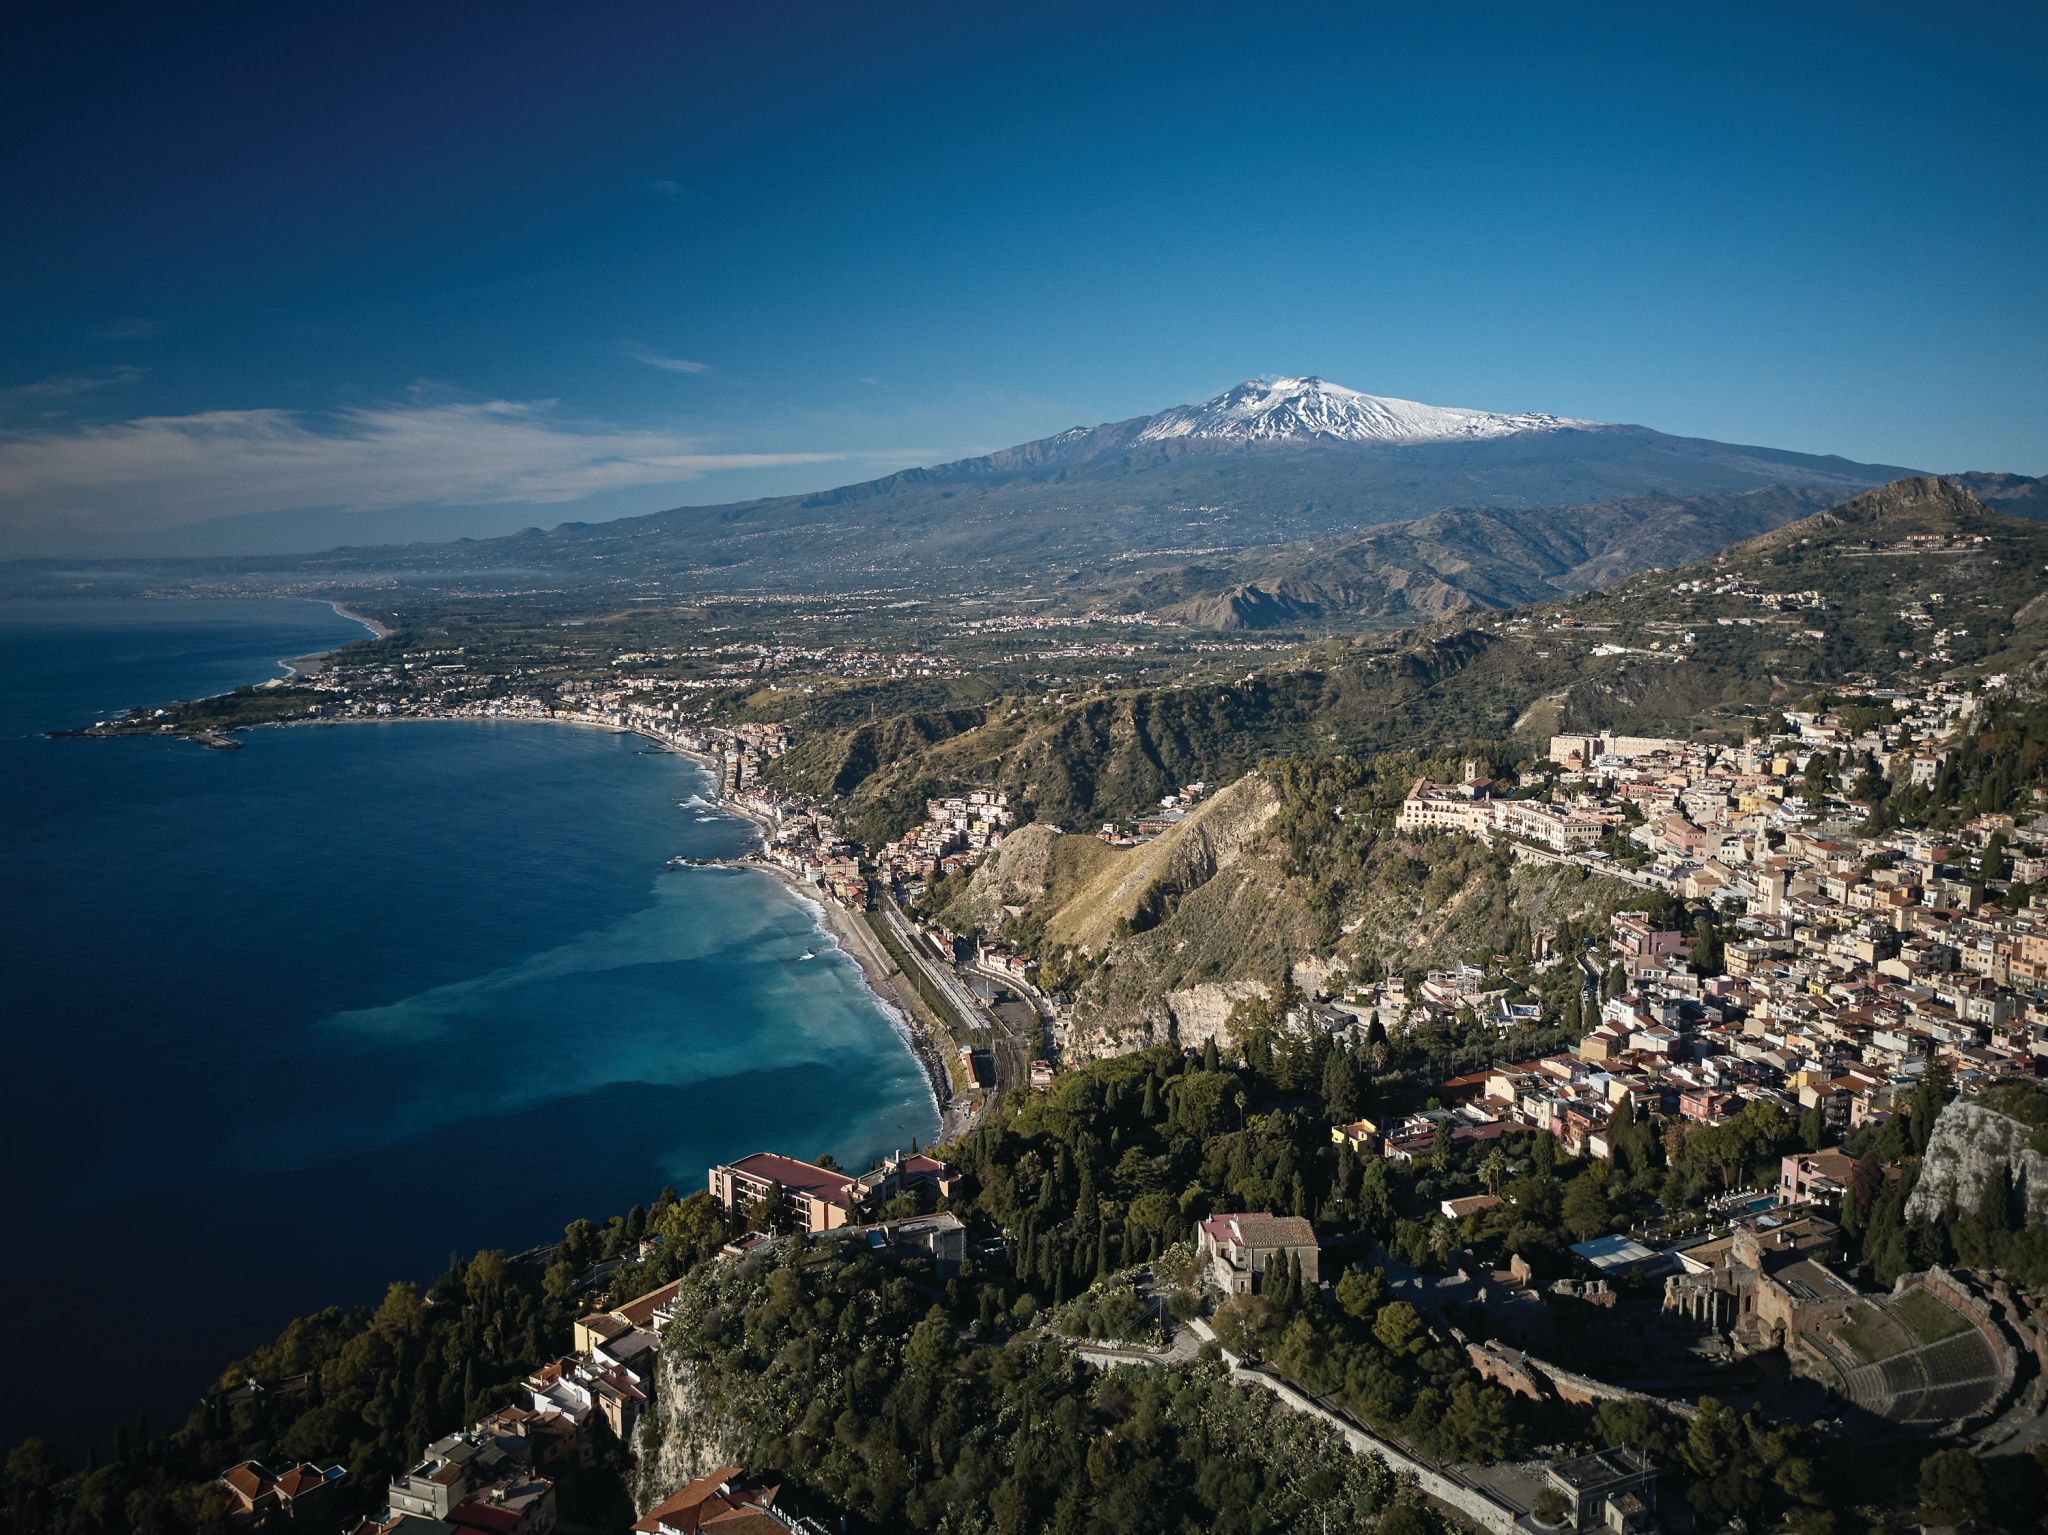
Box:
1466;1340;1700;1422
1466;1342;1550;1401
1240;1368;1522;1535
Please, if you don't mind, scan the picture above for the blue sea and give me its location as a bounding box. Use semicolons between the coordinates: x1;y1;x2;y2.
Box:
0;596;937;1449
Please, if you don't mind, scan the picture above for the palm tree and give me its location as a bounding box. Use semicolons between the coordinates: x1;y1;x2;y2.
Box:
1481;1146;1508;1197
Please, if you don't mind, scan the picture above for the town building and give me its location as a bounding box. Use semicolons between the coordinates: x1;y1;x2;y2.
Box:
838;1211;968;1278
1195;1213;1320;1296
633;1467;832;1535
706;1150;957;1234
1544;1447;1659;1534
707;1152;864;1233
219;1460;346;1531
1777;1148;1873;1211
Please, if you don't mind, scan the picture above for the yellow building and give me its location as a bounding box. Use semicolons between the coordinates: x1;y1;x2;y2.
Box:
1331;1118;1378;1151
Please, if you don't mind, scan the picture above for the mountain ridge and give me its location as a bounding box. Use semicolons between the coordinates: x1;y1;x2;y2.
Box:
437;381;1927;594
11;379;2024;609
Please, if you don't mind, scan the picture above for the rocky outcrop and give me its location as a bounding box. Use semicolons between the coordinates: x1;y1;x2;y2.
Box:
939;823;1070;933
1045;773;1283;954
965;765;1647;1061
1159;981;1267;1048
1904;1099;2048;1226
633;1348;746;1512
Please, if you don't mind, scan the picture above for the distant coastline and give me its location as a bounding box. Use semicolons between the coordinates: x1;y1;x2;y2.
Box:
282;600;389;677
327;600;392;640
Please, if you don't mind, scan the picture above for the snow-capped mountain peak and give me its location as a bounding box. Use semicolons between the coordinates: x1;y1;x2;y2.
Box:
1132;376;1595;446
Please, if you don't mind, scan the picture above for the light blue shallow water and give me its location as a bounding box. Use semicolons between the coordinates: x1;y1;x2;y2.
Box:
0;596;936;1447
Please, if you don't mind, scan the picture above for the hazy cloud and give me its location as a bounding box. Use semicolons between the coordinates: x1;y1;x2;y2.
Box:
624;344;711;374
95;317;162;341
0;397;846;538
0;366;148;405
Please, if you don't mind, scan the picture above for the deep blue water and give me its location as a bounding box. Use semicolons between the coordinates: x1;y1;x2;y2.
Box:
0;597;936;1448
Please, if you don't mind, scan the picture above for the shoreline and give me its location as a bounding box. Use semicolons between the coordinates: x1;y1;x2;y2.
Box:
731;855;974;1144
506;715;969;1142
69;595;957;1157
326;599;393;641
282;599;391;678
210;707;966;1142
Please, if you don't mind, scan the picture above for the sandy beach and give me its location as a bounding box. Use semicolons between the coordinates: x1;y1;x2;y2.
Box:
281;600;392;677
327;600;394;639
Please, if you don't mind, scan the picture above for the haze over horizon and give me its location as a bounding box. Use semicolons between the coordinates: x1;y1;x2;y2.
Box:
2;1;2044;558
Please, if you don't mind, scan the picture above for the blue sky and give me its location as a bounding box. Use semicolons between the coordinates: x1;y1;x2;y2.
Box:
2;1;2043;556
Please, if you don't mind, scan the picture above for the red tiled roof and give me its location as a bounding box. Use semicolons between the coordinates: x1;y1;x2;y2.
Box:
612;1278;683;1328
1200;1213;1317;1251
272;1466;325;1499
726;1153;857;1207
450;1500;524;1535
221;1463;269;1501
633;1468;789;1535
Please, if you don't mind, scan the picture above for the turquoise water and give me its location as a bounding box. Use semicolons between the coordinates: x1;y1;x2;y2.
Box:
0;597;936;1448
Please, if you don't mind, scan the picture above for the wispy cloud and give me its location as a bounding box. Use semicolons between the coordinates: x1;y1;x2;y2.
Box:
623;343;711;374
0;397;845;539
95;317;161;341
0;366;148;405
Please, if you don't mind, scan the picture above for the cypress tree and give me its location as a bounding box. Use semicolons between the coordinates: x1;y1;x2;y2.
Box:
1976;1163;2017;1235
1839;1181;1865;1242
1076;1161;1098;1232
1322;1046;1360;1118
